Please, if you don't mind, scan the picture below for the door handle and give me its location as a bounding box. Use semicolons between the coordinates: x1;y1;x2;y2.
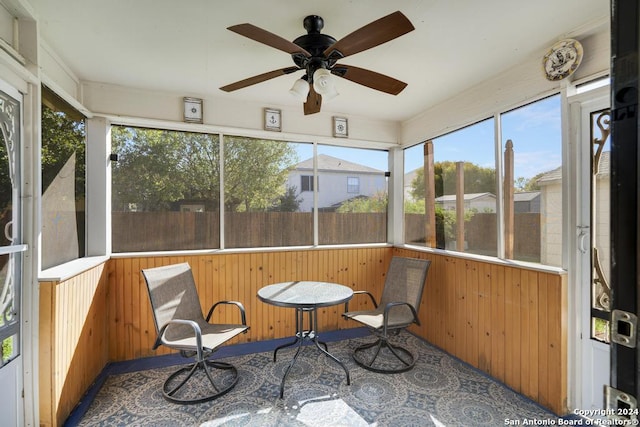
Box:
4;220;12;243
577;226;589;254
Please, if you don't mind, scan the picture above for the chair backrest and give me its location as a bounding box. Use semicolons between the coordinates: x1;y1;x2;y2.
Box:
380;257;431;313
141;262;205;341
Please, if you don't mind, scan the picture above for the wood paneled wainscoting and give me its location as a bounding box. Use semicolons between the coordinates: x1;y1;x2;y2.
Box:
39;262;110;427
393;247;568;415
39;247;568;425
106;247;392;361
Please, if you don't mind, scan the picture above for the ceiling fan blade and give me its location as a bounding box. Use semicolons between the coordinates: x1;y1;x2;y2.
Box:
323;11;414;59
332;64;407;95
228;23;311;56
220;67;300;92
303;86;322;115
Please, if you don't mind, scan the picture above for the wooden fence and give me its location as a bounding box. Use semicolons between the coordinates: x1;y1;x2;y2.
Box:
405;212;541;261
112;211;387;251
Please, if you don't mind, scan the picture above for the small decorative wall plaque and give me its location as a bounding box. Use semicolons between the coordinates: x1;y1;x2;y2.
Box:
333;116;348;138
264;108;282;131
183;97;203;123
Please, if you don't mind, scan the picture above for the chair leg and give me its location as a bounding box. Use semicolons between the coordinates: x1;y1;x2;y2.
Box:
162;359;239;404
352;337;416;373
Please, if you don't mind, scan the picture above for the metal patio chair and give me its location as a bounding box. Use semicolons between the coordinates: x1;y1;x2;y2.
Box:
343;256;431;373
142;262;249;404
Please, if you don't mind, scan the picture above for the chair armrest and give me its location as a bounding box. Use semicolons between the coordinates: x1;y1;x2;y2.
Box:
156;319;203;357
382;302;419;335
344;290;378;312
205;300;248;329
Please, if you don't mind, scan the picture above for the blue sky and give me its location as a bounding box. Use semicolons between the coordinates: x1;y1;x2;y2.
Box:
404;95;562;179
294;94;563;180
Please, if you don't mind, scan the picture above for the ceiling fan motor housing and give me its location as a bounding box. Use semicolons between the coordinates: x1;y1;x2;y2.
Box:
292;15;338;80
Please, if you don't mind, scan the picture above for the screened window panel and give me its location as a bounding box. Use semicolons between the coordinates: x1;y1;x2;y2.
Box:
111;126;220;252
41;86;86;268
502;95;562;266
224;137;313;248
317;145;388;245
404;120;497;256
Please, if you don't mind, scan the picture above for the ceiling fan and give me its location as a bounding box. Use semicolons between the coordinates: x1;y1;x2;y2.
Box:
219;11;415;115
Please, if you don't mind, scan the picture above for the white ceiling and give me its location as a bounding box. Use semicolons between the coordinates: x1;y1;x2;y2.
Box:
27;0;609;122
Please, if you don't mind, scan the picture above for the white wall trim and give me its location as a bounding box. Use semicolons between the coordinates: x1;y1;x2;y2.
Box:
86;117;111;256
400;24;610;147
103;113;397;150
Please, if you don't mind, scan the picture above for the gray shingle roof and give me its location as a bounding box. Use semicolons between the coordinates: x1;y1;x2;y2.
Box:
435;192;495;202
294;154;383;173
537;151;610;185
513;191;540;202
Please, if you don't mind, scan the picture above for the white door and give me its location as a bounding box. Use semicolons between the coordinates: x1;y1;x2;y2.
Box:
577;89;611;413
0;81;26;426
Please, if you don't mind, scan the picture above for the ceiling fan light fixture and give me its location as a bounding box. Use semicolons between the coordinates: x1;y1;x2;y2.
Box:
289;78;310;101
312;68;336;96
321;83;339;101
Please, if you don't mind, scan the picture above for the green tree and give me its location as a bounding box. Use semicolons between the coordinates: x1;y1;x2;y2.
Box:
111;128;298;212
41;106;86;198
403;198;475;247
270;186;302;212
112;127;212;211
336;191;388;213
223;136;298;212
438;206;476;243
514;172;544;192
404;198;425;214
410;161;496;201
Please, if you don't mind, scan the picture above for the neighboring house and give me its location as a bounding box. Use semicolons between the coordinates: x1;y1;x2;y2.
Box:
435;192;497;212
287;154;387;212
538;151;610;270
514;191;541;213
404;168;540;213
537;166;563;267
179;203;205;212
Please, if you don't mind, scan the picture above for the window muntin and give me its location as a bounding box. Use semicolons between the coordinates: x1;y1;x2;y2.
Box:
317;145;388;245
501;95;562;266
301;175;315;192
41;86;86;268
111;126;220;251
347;177;360;194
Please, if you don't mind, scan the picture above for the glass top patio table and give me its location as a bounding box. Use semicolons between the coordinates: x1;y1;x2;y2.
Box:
257;281;353;398
257;280;353;308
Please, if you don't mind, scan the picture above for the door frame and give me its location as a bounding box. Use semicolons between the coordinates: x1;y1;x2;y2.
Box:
0;78;25;427
0;71;39;426
575;88;611;413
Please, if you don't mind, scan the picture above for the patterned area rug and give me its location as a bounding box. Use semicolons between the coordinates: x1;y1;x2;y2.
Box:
73;332;559;426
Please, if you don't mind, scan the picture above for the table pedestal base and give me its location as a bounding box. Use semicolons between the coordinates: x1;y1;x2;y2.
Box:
274;307;351;398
